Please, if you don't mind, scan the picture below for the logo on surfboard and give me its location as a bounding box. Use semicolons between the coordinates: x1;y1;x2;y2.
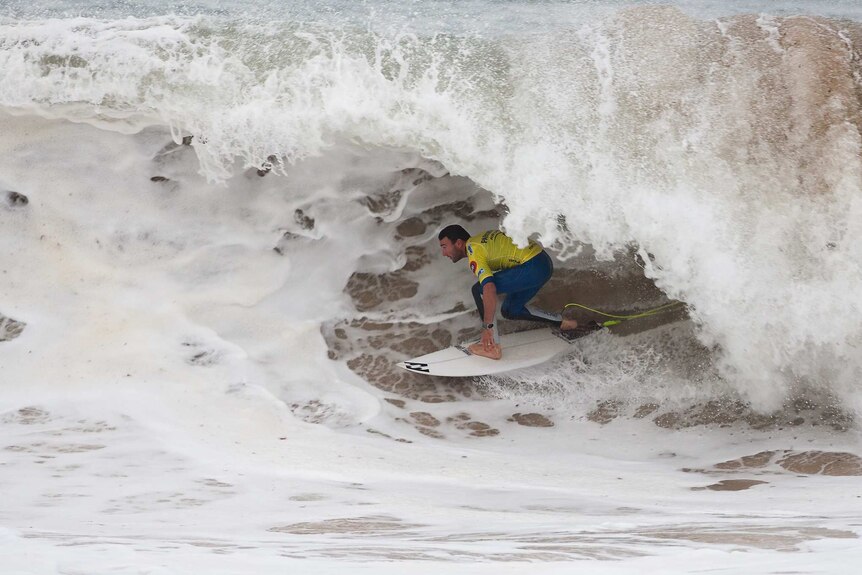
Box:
402;362;430;373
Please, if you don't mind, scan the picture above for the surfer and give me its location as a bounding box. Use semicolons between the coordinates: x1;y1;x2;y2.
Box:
438;225;586;359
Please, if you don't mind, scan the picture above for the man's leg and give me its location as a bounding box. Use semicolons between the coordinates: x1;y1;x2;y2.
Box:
493;252;562;326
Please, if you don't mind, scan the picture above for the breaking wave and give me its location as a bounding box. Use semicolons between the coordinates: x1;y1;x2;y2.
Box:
2;3;861;424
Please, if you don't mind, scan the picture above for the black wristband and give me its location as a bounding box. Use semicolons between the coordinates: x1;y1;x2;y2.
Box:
483;323;494;329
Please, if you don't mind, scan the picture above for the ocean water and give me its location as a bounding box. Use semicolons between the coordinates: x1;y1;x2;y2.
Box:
2;1;862;573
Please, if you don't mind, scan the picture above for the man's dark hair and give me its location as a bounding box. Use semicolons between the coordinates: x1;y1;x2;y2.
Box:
438;224;470;243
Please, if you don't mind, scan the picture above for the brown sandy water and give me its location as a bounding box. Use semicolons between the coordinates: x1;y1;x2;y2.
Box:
683;449;862;492
0;313;25;342
687;450;862;477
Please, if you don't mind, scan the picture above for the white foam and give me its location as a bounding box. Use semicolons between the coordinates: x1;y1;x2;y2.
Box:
2;6;862;572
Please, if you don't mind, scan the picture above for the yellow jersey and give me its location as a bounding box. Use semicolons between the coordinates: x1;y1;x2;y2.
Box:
466;230;543;285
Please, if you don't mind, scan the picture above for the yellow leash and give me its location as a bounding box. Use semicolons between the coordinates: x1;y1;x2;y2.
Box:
563;301;685;327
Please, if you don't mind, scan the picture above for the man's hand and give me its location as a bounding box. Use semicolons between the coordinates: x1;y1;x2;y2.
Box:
481;327;496;350
468;327;502;360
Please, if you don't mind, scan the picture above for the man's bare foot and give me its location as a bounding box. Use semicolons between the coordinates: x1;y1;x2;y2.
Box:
468;342;502;360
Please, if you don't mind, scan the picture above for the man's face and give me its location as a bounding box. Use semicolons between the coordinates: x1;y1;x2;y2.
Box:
440;237;465;263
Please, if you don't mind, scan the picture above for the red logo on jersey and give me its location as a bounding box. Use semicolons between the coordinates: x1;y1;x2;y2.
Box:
470;260;477;274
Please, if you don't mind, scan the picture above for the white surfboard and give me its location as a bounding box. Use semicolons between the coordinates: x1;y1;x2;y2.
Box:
396;328;589;377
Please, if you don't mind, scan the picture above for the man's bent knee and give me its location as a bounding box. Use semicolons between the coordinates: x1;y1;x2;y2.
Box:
500;304;522;320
